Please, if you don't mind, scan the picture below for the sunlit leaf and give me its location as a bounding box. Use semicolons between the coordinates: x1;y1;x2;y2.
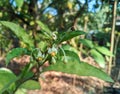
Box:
0;68;17;94
57;30;85;43
90;49;105;68
0;21;34;47
79;39;94;48
38;41;48;52
6;48;27;65
62;44;78;54
15;88;27;94
95;46;113;56
58;50;81;63
20;80;41;90
43;62;113;82
36;21;52;37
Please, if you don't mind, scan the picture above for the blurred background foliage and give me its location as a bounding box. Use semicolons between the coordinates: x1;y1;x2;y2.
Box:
0;0;120;60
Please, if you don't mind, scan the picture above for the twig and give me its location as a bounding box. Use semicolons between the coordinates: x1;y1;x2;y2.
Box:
108;0;117;75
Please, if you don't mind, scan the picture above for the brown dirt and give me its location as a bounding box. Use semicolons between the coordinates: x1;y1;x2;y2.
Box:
27;56;110;94
27;71;109;94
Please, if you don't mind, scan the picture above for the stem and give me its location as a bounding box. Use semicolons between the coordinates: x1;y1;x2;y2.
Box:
59;47;67;62
12;63;35;93
13;76;34;93
108;0;117;75
113;35;120;66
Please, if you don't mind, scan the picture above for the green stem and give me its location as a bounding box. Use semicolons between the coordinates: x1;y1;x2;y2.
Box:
12;63;34;93
59;46;67;62
12;76;34;93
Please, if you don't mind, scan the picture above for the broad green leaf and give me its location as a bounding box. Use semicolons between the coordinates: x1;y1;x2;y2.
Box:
19;70;34;82
0;21;34;47
1;79;16;94
15;88;27;94
38;41;48;52
36;21;52;36
90;49;105;68
6;48;27;65
0;68;17;93
19;64;34;81
43;62;113;82
57;31;85;43
58;50;81;63
95;46;113;56
79;39;94;48
15;0;24;8
62;44;78;54
20;80;41;90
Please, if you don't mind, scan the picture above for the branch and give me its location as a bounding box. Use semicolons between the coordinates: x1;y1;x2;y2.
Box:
108;0;118;75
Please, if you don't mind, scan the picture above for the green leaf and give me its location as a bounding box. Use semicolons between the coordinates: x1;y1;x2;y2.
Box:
90;49;105;68
38;41;48;52
19;64;34;81
95;46;113;56
43;62;113;82
0;68;17;93
58;50;81;63
62;44;78;54
15;88;27;94
36;21;52;36
57;30;85;43
6;48;27;65
20;80;41;90
79;39;94;48
0;21;34;47
15;0;24;8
